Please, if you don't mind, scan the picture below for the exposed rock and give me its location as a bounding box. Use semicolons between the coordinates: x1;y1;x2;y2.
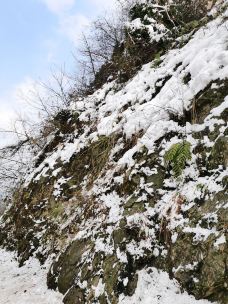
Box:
0;1;227;303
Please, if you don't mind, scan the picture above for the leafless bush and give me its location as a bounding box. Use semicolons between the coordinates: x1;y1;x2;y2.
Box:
22;67;73;118
168;0;209;25
0;66;75;201
74;0;133;89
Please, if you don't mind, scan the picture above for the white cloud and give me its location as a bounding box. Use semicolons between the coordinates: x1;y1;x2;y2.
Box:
0;100;19;148
13;77;39;106
0;105;15;129
0;78;40;130
0;77;46;147
41;0;117;44
60;14;90;43
58;0;117;44
40;0;90;44
41;0;75;15
88;0;116;10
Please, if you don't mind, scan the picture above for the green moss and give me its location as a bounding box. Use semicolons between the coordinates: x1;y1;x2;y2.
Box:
124;196;146;216
66;134;116;191
190;79;228;124
208;136;228;170
63;287;85;304
151;52;163;68
50;202;64;219
103;255;121;303
50;239;93;294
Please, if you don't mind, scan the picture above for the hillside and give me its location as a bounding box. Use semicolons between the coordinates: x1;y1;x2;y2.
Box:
0;1;227;303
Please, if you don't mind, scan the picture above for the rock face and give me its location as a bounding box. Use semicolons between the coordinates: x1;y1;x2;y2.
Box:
0;1;228;303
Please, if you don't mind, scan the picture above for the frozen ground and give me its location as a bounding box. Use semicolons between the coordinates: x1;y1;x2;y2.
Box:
0;248;215;304
0;248;63;304
119;268;215;304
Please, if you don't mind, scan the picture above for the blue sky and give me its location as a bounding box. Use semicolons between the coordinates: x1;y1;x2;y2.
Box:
0;0;115;145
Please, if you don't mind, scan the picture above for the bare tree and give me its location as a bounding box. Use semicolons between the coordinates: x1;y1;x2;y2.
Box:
20;67;73;120
75;1;130;88
0;66;75;203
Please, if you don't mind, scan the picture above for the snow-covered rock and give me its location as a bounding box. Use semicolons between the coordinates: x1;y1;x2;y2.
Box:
0;1;227;303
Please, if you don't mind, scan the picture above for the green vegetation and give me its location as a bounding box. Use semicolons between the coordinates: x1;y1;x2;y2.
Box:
164;141;192;177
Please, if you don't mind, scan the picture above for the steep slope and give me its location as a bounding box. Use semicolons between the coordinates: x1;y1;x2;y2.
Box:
0;1;227;304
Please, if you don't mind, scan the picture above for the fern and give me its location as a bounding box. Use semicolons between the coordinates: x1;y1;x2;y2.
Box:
164;141;192;177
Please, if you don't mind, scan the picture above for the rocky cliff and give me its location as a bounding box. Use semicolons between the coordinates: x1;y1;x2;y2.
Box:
0;1;227;303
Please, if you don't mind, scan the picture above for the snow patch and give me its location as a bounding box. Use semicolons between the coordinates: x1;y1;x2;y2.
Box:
119;267;215;304
0;249;63;304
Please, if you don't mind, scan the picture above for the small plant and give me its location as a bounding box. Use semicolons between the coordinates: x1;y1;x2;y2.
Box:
151;52;163;68
196;183;204;190
164;141;192;177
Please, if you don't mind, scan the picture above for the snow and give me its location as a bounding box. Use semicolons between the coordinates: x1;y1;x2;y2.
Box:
119;267;215;304
27;260;216;304
53;176;71;198
183;226;218;242
92;278;105;298
214;234;226;248
100;192;123;223
0;2;227;303
127;16;168;43
25;8;228;185
0;249;63;304
207;96;228;118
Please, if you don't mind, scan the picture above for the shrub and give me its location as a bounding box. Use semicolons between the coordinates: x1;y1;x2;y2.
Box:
169;0;209;25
